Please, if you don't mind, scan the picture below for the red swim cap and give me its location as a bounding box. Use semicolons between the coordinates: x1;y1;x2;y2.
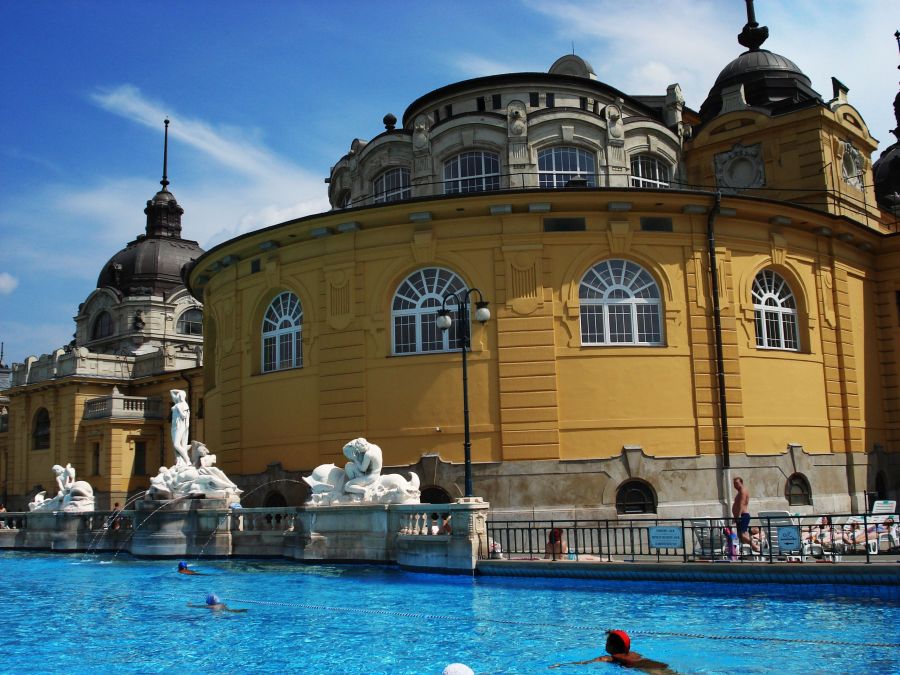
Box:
608;629;631;653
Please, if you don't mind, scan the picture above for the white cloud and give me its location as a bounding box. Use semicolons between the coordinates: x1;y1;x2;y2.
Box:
0;272;18;294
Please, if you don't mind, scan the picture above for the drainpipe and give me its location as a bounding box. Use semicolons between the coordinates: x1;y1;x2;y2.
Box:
706;192;731;515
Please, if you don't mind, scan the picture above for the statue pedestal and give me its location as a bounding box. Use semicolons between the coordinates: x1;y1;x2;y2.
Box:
130;497;233;557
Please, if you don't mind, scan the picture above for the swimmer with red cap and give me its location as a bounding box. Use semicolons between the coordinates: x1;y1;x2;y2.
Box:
550;629;673;672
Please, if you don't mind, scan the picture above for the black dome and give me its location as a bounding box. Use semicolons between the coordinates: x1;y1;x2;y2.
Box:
97;235;204;296
699;49;821;122
873;92;900;212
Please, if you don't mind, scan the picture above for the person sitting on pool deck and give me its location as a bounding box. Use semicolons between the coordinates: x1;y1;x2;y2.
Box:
177;561;201;575
544;528;568;559
550;629;673;672
187;593;247;613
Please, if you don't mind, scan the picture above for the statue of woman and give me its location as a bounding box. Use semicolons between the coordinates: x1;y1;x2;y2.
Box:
170;389;191;466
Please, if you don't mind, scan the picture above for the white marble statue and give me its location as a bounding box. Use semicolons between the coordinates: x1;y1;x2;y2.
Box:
304;438;420;505
145;390;243;502
170;389;191;466
147;440;243;501
28;463;95;512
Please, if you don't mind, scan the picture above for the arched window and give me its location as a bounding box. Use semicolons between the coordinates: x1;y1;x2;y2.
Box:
392;268;467;354
579;259;663;345
420;486;453;504
92;311;114;339
374;167;411;203
538;146;597;187
786;473;812;506
752;270;799;351
630;155;670;188
616;480;657;514
261;291;303;373
443;151;500;194
176;308;203;336
33;408;50;450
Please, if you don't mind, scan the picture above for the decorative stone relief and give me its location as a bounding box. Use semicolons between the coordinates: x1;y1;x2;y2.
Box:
605;103;624;147
819;266;836;328
503;245;543;315
507;100;529;171
714;143;765;191
840;141;863;189
770;233;787;267
412;115;433;176
325;264;355;330
606;221;632;254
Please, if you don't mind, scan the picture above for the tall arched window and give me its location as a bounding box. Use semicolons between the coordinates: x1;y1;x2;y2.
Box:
538;146;597;187
752;270;799;350
443;151;500;194
33;408;51;450
392;268;467;354
261;291;303;373
176;308;203;335
579;259;663;345
616;480;657;514
92;311;114;339
373;167;411;203
630;155;670;188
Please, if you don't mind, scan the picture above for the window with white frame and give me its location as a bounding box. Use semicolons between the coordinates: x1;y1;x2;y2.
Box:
630;155;670;188
443;151;500;194
752;269;799;350
538;146;597;188
373;167;411;203
261;291;303;372
392;267;467;354
176;308;203;335
579;259;663;345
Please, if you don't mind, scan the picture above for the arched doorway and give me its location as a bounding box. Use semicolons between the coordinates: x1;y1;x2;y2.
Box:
420;486;453;504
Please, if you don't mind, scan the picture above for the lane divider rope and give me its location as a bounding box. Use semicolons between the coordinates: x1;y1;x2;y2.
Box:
227;598;900;648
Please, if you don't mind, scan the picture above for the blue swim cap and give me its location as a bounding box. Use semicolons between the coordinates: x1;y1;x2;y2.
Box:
206;593;219;605
178;561;187;570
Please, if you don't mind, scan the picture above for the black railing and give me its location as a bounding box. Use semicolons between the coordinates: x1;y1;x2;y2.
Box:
485;512;899;565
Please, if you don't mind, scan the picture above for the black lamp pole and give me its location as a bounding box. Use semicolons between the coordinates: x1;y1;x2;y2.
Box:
437;288;490;498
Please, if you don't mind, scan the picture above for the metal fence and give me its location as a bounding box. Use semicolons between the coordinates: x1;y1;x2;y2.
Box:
485;512;899;565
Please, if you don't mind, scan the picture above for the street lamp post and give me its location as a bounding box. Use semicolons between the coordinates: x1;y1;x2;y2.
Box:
436;288;490;498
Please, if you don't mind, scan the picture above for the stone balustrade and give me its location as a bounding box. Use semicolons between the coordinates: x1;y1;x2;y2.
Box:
83;393;162;420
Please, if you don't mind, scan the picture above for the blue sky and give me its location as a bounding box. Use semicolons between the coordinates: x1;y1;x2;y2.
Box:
0;0;896;365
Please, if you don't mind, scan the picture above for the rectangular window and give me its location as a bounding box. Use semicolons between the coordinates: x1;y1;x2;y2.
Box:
492;94;502;110
444;104;452;119
251;259;261;273
476;96;485;112
607;305;633;342
433;108;440;123
546;93;555;108
133;441;146;476
543;217;586;232
580;306;604;344
579;97;588;110
640;217;673;232
393;315;416;354
529;92;539;107
92;442;101;476
263;335;276;372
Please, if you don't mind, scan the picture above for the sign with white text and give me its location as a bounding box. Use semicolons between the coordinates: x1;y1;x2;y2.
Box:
649;526;684;549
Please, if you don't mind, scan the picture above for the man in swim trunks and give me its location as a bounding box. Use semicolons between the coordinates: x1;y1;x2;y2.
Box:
732;476;752;547
550;629;672;672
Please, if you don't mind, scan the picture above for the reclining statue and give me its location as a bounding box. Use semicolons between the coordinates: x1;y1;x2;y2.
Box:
28;463;95;512
303;437;420;505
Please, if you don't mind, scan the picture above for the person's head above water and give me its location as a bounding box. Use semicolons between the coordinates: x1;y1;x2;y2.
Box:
206;593;220;606
606;629;631;654
178;561;188;570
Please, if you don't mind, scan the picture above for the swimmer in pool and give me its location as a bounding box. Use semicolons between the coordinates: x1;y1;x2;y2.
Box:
187;593;247;613
550;629;674;672
177;561;202;575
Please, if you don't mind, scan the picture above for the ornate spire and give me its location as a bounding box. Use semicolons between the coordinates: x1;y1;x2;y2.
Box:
737;0;769;52
144;119;184;238
161;118;170;191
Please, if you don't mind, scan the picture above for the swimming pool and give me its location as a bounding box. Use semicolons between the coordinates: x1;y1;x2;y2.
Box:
1;552;897;674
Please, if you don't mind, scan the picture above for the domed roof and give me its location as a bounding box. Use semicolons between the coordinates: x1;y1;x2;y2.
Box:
97;233;203;296
699;49;820;122
873;91;900;212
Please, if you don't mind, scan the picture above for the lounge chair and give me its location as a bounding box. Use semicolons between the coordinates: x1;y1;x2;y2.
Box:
690;518;727;561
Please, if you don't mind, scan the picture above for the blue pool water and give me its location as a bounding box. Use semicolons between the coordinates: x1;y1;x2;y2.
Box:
0;552;897;674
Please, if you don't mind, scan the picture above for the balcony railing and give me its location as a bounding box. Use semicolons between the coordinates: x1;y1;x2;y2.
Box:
83;394;163;420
